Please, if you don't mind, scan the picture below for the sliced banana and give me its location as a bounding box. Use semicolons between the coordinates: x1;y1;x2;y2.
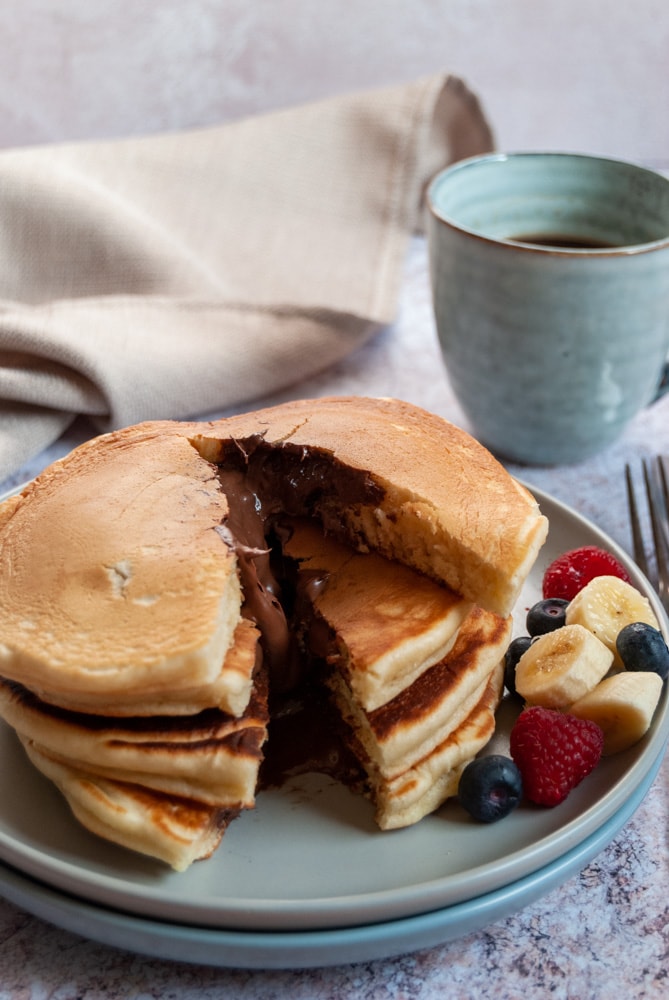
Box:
569;671;663;755
515;623;613;709
565;575;659;664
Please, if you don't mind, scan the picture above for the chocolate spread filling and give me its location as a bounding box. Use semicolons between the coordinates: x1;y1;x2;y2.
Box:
213;437;384;786
218;435;383;518
214;437;383;694
215;466;299;692
258;684;367;792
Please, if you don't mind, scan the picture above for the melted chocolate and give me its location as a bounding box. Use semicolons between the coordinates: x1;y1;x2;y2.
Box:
212;440;386;788
214;440;384;694
215;468;302;692
218;437;383;522
259;683;366;791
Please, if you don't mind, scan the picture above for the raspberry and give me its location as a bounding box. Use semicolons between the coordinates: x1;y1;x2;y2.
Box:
542;546;631;602
509;706;604;807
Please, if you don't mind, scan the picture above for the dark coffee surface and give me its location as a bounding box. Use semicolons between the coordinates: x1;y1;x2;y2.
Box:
508;232;620;249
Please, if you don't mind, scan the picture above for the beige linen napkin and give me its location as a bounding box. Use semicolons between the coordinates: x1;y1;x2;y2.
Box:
0;73;493;479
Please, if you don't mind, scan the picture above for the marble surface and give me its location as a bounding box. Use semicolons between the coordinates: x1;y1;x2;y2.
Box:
0;238;668;998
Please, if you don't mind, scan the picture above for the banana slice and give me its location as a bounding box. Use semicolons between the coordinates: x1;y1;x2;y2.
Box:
515;623;613;709
566;575;659;664
569;671;663;755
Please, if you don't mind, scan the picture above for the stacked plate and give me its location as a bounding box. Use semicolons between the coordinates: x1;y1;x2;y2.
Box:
0;487;666;969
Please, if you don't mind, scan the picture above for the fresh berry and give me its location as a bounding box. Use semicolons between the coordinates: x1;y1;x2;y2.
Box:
503;636;532;696
526;597;569;636
542;546;631;602
509;706;604;807
457;755;523;822
616;622;669;681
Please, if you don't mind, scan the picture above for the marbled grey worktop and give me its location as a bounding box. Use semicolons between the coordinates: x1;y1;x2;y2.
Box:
0;239;667;999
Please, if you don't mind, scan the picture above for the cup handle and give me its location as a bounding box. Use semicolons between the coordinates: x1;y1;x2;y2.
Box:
654;360;669;402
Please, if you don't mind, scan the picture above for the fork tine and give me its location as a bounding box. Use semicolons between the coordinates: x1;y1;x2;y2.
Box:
644;458;665;561
626;462;649;577
657;457;669;551
642;457;669;611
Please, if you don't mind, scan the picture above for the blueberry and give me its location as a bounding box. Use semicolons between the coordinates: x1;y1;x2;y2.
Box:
526;597;569;636
504;635;532;696
616;622;669;681
457;754;523;823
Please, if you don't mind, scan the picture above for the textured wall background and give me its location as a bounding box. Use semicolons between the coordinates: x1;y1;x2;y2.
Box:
2;0;668;167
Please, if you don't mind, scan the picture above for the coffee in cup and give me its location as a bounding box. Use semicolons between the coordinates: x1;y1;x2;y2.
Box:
427;152;669;465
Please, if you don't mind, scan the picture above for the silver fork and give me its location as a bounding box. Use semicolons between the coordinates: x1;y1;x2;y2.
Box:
625;457;669;613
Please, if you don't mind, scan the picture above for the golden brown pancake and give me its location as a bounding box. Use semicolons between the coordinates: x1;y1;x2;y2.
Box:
278;521;510;830
0;669;268;807
21;741;235;871
35;619;261;719
191;396;548;617
326;606;512;781
0;425;243;708
371;662;504;830
282;518;473;711
0;396;547;868
0;397;545;706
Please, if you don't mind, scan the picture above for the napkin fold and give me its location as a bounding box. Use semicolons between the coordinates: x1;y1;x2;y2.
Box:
0;73;493;479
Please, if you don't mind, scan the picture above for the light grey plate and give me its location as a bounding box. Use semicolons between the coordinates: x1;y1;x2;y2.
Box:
0;756;660;970
0;486;666;932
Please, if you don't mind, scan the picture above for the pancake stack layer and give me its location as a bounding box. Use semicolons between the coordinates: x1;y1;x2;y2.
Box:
0;397;548;869
282;518;512;829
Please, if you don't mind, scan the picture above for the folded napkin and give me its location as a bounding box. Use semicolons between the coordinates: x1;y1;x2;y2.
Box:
0;73;493;480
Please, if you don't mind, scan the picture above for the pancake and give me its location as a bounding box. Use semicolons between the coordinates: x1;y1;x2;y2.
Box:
325;606;512;781
35;618;261;719
0;397;546;705
0;425;243;708
21;742;234;872
282;518;473;711
371;662;504;830
278;521;510;830
0;667;268;807
191;395;548;618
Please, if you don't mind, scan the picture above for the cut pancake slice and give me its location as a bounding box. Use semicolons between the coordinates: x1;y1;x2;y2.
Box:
0;669;269;807
280;519;511;831
326;606;512;781
21;740;235;872
282;518;473;711
371;662;504;830
191;395;548;617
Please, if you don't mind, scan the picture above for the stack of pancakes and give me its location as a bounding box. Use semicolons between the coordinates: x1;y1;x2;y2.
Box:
0;397;547;869
0;429;268;870
282;518;512;829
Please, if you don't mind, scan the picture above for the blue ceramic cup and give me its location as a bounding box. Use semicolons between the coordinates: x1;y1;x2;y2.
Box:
427;152;669;465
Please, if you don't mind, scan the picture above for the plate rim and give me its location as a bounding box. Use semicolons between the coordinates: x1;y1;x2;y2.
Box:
0;751;660;970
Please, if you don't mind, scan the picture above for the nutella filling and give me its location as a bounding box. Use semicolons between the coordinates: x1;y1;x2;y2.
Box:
220;436;384;519
212;439;385;787
258;683;367;792
215;467;298;691
214;439;384;694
